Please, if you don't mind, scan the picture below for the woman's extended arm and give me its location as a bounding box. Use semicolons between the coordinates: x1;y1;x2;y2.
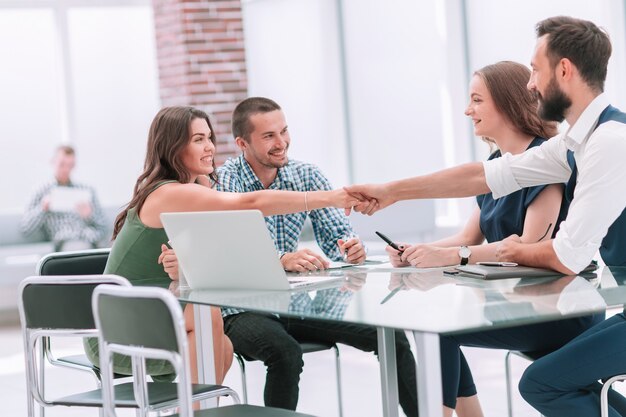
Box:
140;183;360;227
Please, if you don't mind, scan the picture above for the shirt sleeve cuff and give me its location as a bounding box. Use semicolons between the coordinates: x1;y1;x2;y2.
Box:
552;232;598;274
483;155;522;199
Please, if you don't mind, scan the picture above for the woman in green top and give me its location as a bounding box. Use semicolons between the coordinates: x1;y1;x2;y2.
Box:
97;106;362;384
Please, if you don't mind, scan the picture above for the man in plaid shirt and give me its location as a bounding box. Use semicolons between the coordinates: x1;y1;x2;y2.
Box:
216;118;365;271
214;97;418;416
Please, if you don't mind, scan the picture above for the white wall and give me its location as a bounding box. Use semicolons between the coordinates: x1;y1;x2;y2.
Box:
0;2;159;213
67;6;160;207
242;0;350;188
0;9;64;212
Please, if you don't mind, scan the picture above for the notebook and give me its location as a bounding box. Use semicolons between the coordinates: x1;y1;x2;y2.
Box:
449;262;598;280
160;210;345;291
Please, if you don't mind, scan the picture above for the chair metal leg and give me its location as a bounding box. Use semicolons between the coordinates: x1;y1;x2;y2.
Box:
601;375;626;417
505;351;514;417
39;338;46;417
235;353;248;404
27;375;35;417
505;351;544;417
235;344;343;414
332;345;343;417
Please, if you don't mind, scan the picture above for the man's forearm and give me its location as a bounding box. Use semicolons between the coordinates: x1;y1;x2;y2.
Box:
514;240;575;275
389;162;490;201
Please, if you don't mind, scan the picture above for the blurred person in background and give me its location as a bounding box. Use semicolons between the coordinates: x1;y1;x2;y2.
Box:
20;145;106;251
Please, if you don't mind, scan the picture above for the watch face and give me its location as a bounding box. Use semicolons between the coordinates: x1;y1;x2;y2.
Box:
459;246;471;258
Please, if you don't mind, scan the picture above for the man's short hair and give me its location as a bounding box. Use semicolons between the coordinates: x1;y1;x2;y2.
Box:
536;16;611;92
56;145;75;156
231;97;281;142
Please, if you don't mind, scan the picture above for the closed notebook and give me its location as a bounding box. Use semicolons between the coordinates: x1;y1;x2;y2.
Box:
453;262;598;280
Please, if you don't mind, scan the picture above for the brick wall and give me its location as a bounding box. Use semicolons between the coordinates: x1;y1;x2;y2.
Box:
152;0;247;164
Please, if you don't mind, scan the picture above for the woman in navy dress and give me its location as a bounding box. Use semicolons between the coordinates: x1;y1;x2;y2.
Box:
386;61;603;417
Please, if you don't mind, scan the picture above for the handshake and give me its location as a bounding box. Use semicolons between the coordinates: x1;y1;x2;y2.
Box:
339;183;393;216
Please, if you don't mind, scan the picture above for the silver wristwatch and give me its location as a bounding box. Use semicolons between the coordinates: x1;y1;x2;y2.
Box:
459;246;471;266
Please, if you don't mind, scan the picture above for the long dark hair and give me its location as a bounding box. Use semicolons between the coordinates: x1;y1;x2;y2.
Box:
112;106;218;239
475;61;558;146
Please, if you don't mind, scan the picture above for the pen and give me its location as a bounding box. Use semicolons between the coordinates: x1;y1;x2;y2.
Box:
380;286;403;304
476;261;518;267
375;231;403;253
536;223;553;243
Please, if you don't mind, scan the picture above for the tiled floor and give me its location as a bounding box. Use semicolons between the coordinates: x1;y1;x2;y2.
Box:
0;321;542;417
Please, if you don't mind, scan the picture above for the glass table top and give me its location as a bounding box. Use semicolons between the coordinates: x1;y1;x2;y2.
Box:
138;265;626;335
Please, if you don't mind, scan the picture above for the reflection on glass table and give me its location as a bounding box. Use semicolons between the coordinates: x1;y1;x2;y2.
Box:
140;265;626;417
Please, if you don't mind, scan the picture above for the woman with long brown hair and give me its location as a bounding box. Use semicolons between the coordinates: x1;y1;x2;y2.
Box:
84;106;361;385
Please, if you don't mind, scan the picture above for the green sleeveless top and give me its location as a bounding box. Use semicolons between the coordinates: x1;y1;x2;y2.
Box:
104;208;169;282
104;181;176;284
86;181;178;380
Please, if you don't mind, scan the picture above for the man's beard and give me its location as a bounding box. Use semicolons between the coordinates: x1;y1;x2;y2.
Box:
262;158;289;169
538;76;572;122
263;146;289;169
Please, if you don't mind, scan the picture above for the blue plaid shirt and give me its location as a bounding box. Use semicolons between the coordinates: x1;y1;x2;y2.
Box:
288;288;353;320
216;155;357;317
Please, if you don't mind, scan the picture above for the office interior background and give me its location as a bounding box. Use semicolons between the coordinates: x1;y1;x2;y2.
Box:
2;0;625;227
1;1;626;416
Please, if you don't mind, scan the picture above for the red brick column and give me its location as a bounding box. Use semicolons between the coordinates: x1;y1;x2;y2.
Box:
152;0;247;163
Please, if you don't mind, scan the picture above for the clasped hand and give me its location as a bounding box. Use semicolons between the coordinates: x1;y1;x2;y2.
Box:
495;234;522;262
386;243;455;268
343;183;394;216
281;239;365;272
158;244;179;280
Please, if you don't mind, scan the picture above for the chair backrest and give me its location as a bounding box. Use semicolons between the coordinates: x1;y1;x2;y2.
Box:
93;285;194;417
19;274;131;331
37;248;111;276
17;275;131;406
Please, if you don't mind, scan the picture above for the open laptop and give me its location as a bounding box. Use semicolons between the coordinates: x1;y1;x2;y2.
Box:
160;210;346;291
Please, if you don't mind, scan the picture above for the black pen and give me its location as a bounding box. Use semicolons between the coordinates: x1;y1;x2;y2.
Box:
380;286;403;304
536;223;553;243
375;231;404;253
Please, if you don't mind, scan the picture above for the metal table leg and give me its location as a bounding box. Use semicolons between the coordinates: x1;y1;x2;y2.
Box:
378;327;399;417
413;331;443;417
194;304;217;408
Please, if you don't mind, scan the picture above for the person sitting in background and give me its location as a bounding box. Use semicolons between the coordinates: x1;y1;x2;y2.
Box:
84;105;361;386
20;145;106;251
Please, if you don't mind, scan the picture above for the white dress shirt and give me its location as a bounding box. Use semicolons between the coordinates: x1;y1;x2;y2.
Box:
483;93;626;273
